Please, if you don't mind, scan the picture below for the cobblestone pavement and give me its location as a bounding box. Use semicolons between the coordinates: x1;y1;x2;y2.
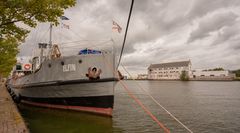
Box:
0;83;29;133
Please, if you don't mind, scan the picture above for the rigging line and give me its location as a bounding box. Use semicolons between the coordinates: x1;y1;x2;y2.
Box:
35;24;47;43
120;64;194;133
37;26;50;44
59;39;111;45
119;80;170;133
31;25;41;46
60;40;112;49
30;25;39;45
68;28;86;40
58;25;65;55
100;54;170;132
34;24;43;43
117;0;134;69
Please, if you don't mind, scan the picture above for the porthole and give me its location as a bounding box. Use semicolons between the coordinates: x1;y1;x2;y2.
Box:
79;59;82;64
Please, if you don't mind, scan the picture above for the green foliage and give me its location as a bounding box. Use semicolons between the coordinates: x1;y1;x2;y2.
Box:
0;0;76;77
203;67;224;71
0;37;18;77
0;0;76;41
212;67;224;71
180;70;189;81
232;69;240;77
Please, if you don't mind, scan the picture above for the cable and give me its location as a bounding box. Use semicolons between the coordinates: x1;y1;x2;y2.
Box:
121;64;194;133
100;53;170;132
117;0;134;69
119;80;170;133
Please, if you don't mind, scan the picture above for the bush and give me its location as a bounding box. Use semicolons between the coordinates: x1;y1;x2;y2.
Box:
180;70;189;81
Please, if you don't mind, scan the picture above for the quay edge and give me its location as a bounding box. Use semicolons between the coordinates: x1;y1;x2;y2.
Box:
0;82;29;133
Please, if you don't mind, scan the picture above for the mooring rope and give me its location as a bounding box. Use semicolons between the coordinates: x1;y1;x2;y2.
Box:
101;53;170;132
121;64;193;133
117;0;134;69
119;80;170;133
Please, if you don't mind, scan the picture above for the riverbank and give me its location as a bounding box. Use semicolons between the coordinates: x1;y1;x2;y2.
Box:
134;78;240;81
0;83;29;133
234;77;240;81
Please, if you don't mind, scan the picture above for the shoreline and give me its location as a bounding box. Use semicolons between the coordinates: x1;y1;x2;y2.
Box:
127;79;240;81
0;82;29;133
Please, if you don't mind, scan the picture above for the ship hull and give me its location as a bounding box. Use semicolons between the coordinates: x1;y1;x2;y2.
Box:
9;53;117;116
11;79;116;116
21;95;114;116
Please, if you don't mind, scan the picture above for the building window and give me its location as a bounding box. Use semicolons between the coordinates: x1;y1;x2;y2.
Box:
210;75;214;77
201;75;205;77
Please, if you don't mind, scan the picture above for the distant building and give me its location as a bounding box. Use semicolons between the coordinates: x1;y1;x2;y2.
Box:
191;70;235;80
148;60;192;80
123;75;128;80
137;74;148;79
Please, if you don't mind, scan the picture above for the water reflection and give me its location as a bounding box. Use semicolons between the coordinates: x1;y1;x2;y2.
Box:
19;81;240;133
19;104;122;133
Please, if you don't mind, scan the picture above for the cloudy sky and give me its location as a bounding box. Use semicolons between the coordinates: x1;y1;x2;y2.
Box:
19;0;240;75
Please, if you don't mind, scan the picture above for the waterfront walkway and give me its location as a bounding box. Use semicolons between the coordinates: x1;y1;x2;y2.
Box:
0;83;28;133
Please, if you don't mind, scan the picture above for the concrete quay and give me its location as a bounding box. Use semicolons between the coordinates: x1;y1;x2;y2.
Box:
0;83;28;133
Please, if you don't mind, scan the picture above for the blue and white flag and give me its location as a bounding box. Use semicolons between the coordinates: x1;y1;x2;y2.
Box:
61;22;70;29
60;16;69;20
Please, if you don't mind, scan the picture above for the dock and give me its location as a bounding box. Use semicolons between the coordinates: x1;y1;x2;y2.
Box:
0;83;29;133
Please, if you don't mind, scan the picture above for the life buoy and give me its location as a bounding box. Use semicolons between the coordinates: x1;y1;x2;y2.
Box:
86;67;102;80
24;64;31;70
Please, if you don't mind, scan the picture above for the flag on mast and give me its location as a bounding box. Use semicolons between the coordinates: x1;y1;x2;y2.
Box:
60;16;69;20
112;20;122;33
61;23;70;29
60;16;70;29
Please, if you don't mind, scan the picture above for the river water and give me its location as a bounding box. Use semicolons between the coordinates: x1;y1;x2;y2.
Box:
19;80;240;133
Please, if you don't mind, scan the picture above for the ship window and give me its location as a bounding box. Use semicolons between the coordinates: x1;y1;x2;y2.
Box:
16;65;22;70
78;59;82;64
48;64;51;68
61;61;64;65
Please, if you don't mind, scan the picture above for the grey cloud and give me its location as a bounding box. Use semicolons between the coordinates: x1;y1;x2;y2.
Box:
186;0;240;19
188;11;238;43
212;23;240;46
18;0;240;76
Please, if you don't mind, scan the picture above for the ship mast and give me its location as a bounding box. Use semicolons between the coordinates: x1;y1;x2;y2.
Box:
47;23;53;59
38;23;53;62
49;23;53;48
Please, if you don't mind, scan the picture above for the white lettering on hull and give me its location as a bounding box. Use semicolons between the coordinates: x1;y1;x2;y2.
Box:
63;64;76;72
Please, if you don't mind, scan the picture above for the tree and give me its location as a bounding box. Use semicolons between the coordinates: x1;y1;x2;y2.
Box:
232;69;240;77
0;0;76;77
180;70;189;81
0;37;18;77
212;67;224;71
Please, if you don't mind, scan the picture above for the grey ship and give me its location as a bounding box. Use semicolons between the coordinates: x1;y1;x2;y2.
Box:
7;25;118;116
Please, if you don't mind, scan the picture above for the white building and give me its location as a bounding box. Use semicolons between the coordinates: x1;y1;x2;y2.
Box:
137;74;148;79
191;70;235;80
148;60;192;80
